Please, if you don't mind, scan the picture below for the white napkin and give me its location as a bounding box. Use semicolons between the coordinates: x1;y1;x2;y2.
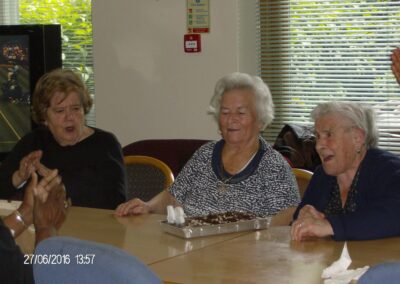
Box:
322;242;369;284
166;205;176;223
166;205;186;224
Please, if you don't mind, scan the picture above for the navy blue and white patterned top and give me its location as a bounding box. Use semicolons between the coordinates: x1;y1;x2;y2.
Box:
169;137;300;217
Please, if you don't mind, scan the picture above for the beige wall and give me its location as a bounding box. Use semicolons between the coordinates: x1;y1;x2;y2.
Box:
92;0;258;147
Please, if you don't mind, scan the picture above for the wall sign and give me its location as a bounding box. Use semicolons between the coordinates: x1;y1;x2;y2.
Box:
187;0;210;33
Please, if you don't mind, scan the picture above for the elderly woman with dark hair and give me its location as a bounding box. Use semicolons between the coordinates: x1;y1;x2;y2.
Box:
291;101;400;241
116;72;300;217
0;68;126;209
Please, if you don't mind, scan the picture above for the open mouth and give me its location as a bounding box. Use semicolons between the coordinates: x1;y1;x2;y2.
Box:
227;128;240;132
65;126;75;133
322;154;334;163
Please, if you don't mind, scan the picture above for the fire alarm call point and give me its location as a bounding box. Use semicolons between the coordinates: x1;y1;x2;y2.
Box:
184;34;201;53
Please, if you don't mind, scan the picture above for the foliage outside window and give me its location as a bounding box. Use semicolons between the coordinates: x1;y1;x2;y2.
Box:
259;0;400;153
19;0;95;126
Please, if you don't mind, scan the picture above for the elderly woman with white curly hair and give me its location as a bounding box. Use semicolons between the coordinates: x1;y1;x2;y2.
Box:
291;101;400;241
116;72;300;217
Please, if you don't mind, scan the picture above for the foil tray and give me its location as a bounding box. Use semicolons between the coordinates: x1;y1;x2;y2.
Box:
160;217;271;239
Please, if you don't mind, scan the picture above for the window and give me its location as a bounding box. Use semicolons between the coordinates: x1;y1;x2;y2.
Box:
259;0;400;153
0;0;95;126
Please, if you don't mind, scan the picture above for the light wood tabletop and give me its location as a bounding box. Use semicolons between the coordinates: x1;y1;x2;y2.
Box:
1;203;250;265
150;226;400;284
53;206;251;265
2;201;399;283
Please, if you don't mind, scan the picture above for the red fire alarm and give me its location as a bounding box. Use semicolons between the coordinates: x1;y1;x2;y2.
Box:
184;34;201;53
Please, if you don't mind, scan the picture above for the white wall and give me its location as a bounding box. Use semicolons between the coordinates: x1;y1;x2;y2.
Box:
92;0;258;147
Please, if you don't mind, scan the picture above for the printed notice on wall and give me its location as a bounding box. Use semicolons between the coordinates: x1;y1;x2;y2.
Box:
187;0;210;33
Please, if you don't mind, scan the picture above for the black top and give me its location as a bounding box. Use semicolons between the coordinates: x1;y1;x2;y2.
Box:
0;127;126;209
0;218;34;283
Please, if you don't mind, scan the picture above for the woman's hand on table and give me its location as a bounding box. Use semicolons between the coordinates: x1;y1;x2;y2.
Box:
291;205;333;241
115;198;151;217
297;205;325;220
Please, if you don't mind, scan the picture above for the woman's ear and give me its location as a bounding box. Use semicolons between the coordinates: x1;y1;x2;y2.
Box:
258;120;263;131
352;127;366;149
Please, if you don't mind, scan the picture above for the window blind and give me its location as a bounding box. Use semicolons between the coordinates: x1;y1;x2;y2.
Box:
0;0;95;126
258;0;400;154
0;0;18;24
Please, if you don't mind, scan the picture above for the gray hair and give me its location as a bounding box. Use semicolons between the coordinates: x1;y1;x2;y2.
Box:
208;72;274;130
311;101;379;148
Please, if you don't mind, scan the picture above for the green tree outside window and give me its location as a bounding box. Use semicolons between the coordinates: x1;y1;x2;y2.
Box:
19;0;95;125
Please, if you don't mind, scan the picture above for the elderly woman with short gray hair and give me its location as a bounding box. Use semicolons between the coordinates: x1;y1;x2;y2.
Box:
116;72;299;217
291;101;400;241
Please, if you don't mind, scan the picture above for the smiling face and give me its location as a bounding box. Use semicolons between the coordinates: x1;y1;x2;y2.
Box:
45;91;85;146
218;89;262;146
314;113;365;177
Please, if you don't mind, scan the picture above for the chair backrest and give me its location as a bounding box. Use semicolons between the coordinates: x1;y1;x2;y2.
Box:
292;168;313;198
271;169;313;226
124;155;174;201
122;139;210;176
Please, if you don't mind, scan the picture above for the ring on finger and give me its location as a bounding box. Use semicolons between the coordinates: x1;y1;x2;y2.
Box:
64;198;72;209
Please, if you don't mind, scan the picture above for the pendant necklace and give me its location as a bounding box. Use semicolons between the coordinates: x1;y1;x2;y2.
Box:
217;175;234;193
217;151;257;193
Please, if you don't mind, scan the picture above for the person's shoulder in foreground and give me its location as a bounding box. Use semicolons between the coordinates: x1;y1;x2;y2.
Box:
34;236;161;284
358;262;400;284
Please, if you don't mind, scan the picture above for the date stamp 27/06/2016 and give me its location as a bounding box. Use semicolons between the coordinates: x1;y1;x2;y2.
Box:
24;254;95;265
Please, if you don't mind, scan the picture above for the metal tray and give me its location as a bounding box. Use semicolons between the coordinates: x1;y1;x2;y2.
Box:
160;217;271;239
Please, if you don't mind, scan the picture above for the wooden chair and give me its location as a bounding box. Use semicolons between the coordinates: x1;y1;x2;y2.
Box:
271;168;313;226
124;155;174;201
292;168;313;198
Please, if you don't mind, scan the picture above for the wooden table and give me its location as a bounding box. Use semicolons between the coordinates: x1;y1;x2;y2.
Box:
59;206;251;265
0;203;249;265
2;202;399;283
150;227;400;284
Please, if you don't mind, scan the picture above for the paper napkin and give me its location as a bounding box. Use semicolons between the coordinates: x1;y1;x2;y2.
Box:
166;205;185;224
322;242;369;284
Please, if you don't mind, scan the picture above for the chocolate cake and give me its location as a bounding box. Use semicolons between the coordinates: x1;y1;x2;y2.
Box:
183;211;257;227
